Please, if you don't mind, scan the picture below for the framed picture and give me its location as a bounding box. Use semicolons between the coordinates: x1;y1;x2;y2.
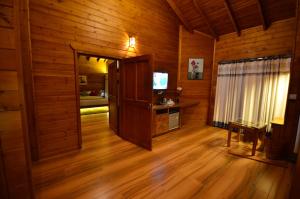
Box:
79;75;88;85
188;58;204;80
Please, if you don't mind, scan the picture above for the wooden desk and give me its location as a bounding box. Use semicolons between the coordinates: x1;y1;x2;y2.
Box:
227;120;267;156
152;100;198;137
152;100;199;110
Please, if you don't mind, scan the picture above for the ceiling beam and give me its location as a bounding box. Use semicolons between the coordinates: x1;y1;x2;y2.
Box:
255;0;268;30
165;0;194;32
193;0;218;39
224;0;240;36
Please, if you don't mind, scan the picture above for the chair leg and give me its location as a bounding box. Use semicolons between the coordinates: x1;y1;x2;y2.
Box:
227;129;232;147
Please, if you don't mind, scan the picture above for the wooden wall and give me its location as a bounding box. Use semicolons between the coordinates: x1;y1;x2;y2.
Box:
209;18;298;155
79;74;105;93
28;0;180;159
178;26;215;126
0;0;33;197
78;56;107;92
285;7;300;157
289;1;300;197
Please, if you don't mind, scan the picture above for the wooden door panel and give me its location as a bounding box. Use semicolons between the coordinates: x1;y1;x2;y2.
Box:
108;61;119;133
109;96;118;133
120;55;153;150
123;62;136;99
137;62;152;101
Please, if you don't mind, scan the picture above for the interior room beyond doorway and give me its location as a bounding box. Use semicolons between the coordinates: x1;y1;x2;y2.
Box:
77;53;119;145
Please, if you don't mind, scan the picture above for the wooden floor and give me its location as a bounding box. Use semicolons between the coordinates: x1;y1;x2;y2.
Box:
32;113;293;199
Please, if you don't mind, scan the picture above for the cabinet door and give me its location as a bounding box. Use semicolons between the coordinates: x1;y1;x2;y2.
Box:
155;113;169;135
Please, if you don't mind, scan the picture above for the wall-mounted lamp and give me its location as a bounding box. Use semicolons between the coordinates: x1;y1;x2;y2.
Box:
129;36;136;48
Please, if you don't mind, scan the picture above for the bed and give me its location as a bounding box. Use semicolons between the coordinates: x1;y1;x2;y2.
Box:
80;96;108;108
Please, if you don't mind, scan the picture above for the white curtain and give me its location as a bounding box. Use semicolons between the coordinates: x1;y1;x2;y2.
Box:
213;57;291;130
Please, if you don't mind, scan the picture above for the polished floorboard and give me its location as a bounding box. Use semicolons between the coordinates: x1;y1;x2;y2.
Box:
33;113;293;199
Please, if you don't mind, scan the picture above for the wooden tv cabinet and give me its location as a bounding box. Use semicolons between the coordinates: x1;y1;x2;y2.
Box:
152;100;198;137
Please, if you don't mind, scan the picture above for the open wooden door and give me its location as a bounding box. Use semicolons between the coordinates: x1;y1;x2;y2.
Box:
108;61;119;134
120;55;153;150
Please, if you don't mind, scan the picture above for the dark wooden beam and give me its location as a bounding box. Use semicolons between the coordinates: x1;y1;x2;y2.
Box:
165;0;194;32
193;0;218;39
255;0;268;30
224;0;240;36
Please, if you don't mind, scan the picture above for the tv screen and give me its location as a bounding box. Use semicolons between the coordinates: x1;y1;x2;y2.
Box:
153;72;168;90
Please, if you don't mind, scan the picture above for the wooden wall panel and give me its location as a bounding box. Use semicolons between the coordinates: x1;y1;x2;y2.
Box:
0;0;33;198
79;74;106;92
78;56;107;92
178;26;215;126
288;1;300;197
28;0;180;159
0;49;17;70
285;4;300;156
209;18;298;156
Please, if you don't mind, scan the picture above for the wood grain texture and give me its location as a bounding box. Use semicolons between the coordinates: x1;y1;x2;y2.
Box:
165;0;193;32
120;55;153;150
108;61;119;134
255;0;268;30
0;0;33;198
178;26;215;127
224;0;240;36
78;55;106;93
20;0;38;161
285;0;300;157
79;74;105;92
192;0;218;38
172;0;296;36
28;0;180;159
154;112;169;136
32;113;293;199
209;18;298;157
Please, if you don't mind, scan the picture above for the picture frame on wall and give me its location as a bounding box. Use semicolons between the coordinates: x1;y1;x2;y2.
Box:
79;75;88;85
188;58;204;80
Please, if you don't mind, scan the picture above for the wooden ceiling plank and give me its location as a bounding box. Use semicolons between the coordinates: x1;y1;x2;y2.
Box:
224;0;241;36
193;0;219;39
165;0;194;32
255;0;268;30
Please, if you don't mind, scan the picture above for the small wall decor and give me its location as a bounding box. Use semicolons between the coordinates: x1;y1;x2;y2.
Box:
79;75;88;85
188;58;204;80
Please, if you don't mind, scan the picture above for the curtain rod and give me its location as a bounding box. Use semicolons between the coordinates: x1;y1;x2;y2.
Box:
218;54;292;65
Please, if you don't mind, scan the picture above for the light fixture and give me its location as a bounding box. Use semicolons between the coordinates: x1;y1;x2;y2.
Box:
129;36;136;48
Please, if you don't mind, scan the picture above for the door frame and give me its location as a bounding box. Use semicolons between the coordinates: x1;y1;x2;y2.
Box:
72;49;120;148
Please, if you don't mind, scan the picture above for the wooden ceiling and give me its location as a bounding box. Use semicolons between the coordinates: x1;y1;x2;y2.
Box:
166;0;296;38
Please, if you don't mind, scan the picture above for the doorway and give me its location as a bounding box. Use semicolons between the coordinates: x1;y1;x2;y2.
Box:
74;51;154;150
75;52;120;146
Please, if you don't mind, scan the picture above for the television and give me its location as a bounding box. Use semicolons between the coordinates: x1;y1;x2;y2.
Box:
153;72;168;90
